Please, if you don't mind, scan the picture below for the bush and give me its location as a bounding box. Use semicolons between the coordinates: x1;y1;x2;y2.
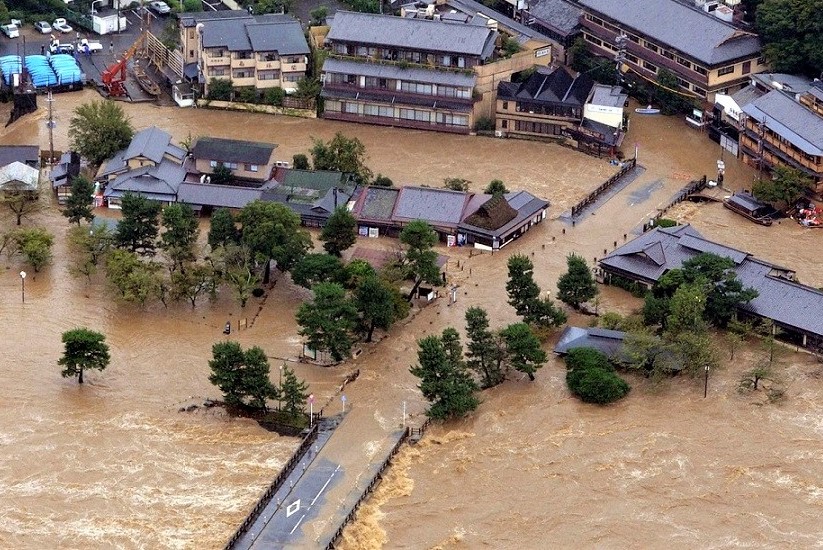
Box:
292;153;309;170
474;116;494;132
264;86;285;106
207;78;232;101
235;87;258;104
564;347;629;405
655;218;678;228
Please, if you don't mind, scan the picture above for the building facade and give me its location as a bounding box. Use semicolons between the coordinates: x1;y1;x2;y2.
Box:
182;12;310;97
578;0;766;102
189;137;280;183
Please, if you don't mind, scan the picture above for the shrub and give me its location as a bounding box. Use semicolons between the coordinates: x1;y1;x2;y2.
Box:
474;116;494;132
564;347;630;405
235;87;258;104
264;86;285;106
292;153;309;170
656;218;678;228
207;78;232;101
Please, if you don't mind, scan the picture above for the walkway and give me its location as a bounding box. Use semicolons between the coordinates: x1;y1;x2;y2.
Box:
231;413;406;549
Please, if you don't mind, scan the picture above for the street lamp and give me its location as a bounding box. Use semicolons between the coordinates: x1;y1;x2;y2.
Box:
278;364;283;411
308;394;315;427
20;271;26;303
703;365;710;398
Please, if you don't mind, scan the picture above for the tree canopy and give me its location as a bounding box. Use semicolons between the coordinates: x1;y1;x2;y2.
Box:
296;282;358;362
114;193;161;256
399;220;442;299
354;274;407;342
506;254;566;328
752;165;814;208
320;207;357;257
161;203;200;271
207;208;238;249
564;347;630;404
68;100;134;168
484;179;508;196
500;322;547;381
310;132;373;185
557;253;597;309
62;176;95;225
465;306;505;389
58;328;111;384
208;341;278;409
238;200;311;271
11;227;54;272
410;331;479;420
756;0;823;77
290;253;345;289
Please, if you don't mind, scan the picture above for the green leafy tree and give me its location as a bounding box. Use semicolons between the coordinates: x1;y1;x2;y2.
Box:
756;0;823;77
208;341;278;410
210;164;233;185
569;37;618;85
681;253;759;328
68;224;114;281
465;306;505;388
400;220;442;299
292;153;310;170
410;332;479;421
557;253;597;309
342;258;377;289
226;265;260;308
114;193;161;256
372;174;393;187
12;227;54;272
280;364;309;416
105;249;164;306
238;200;311;271
68;100;134;168
208;208;237;249
171;263;217;307
58;328;111;384
2;190;41;226
620;329;679;381
161;203;200;272
752;165;814;208
320;207;357;257
484;179;508;196
669;329;720;378
443;177;470;192
207;78;232;100
501;323;547;381
506;254;541;317
294;77;321;100
296;282;358;362
564;347;630;404
62;176;95;225
354;275;404;342
666;283;707;336
502;36;522;57
310;132;373;185
655;69;695;115
309;5;328;24
291;253;345;289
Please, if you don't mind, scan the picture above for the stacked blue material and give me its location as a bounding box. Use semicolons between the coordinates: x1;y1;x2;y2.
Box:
0;55;22;86
25;55;58;88
49;54;83;85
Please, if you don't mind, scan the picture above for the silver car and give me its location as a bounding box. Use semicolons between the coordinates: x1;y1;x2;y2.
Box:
34;21;52;34
149;1;171;14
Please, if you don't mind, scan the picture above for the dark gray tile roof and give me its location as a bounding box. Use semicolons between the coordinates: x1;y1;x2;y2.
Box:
600;224;823;337
729;84;763;109
326;11;498;58
179;9;254;28
392;186;470;227
192;137;277;165
554;326;626;357
444;0;551;42
0;145;38;167
742;91;823;156
322;57;477;88
103;159;186;200
725;191;768;214
498;66;593;105
125;126;176;164
201;15;307;53
178;182;263;209
524;0;582;35
750;72;813;95
354;186;400;221
580;118;622;145
579;0;762;65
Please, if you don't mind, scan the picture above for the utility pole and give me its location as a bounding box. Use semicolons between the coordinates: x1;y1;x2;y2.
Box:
46;89;55;165
613;33;627;85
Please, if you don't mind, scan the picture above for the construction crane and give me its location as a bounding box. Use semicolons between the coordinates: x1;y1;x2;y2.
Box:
101;7;149;97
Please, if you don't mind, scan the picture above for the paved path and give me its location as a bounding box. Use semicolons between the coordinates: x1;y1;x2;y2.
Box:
232;412;405;549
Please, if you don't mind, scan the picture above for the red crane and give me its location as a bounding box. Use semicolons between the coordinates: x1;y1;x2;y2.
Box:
101;38;141;97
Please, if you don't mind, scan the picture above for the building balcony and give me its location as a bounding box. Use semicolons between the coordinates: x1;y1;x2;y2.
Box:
231;57;256;69
204;55;231;66
324;110;470;134
232;76;256;86
256;59;282;70
322;83;473;110
255;79;283;89
740;135;823;180
281;62;307;73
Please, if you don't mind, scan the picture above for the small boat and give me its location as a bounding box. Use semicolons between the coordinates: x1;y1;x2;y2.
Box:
133;64;160;96
635;105;661;114
723;191;775;226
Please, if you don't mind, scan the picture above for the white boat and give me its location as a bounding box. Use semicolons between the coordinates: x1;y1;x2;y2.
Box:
635;105;661;114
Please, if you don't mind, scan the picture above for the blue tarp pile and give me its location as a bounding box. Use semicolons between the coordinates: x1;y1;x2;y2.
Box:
0;55;23;86
49;54;83;86
24;55;58;88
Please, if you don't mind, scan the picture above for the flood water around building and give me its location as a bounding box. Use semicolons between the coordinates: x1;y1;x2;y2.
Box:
0;91;821;548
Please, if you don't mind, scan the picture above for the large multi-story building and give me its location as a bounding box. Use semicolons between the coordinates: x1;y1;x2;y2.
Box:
179;11;310;98
320;10;552;134
739;87;823;187
578;0;766;102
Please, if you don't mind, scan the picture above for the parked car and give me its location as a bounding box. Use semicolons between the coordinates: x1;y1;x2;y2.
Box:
0;23;19;39
34;21;52;34
78;39;103;54
53;18;73;34
49;43;74;54
149;1;171;14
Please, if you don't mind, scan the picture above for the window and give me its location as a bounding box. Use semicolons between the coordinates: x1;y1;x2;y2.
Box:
378;105;393;117
626;53;638;63
645;41;658;53
245;164;258;172
235;51;253;60
343;102;359;114
257;70;280;81
694;65;708;76
501;119;508;129
585;35;603;47
260;52;279;62
502;101;508;110
757;56;766;65
642;60;657;73
436;113;468;126
189;50;194;58
627;33;639;43
210;68;226;76
363;104;379;116
233;70;252;78
742;61;751;75
210;160;217;168
283;73;302;82
718;65;734;76
676;56;692;69
346;74;356;85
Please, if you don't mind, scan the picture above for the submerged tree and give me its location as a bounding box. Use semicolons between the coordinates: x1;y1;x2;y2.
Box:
208;208;238;249
310;132;373;185
58;328;111;384
296;282;358;362
62;176;95;225
320;207;357;257
208;341;278;410
465;306;505;388
399;220;442;300
410;331;479;420
68;100;134;168
556;253;597;310
114;193;161;256
500;322;547;381
280;364;310;417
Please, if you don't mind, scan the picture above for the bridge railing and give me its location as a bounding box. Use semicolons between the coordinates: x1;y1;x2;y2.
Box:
570;157;637;219
224;422;320;549
642;176;708;232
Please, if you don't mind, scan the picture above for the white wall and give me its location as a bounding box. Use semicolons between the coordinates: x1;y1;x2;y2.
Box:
583;104;623;129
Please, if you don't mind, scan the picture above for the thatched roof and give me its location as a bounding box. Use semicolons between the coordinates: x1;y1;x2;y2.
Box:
462;194;517;230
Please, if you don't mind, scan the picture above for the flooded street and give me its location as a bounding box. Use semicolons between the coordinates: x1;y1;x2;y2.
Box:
0;90;821;548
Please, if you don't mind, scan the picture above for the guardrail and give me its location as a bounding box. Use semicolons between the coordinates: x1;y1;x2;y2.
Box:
224;422;320;549
325;418;434;549
642;175;707;232
570;157;637;219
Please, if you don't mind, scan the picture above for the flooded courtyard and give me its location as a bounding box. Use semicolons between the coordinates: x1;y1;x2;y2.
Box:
0;90;821;548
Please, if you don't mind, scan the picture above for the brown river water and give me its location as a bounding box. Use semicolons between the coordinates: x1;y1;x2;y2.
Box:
1;90;821;548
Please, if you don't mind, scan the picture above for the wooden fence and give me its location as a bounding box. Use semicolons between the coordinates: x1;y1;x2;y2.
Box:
223;423;320;549
570;157;637;218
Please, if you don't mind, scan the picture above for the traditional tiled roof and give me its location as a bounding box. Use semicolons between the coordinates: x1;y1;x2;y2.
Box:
579;0;761;65
177;182;263;209
326;11;498;58
103;159;186;200
498;66;593;105
0;145;38;168
742;91;823;156
524;0;582;35
554;326;626;357
200;15;309;54
392;186;472;228
353;186;400;222
192;137;277;165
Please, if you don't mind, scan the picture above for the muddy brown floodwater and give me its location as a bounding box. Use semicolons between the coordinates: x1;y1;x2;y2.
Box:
0;91;821;549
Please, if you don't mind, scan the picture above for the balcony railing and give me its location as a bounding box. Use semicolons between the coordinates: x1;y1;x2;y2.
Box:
324;111;470;134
